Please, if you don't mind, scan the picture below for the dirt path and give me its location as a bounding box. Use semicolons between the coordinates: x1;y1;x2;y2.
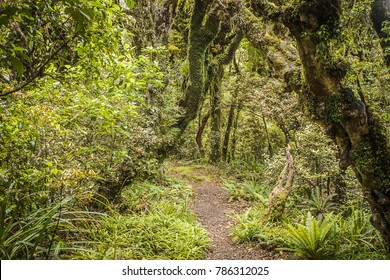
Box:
168;164;280;260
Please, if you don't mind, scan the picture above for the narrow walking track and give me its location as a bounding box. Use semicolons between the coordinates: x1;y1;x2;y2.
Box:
168;164;281;260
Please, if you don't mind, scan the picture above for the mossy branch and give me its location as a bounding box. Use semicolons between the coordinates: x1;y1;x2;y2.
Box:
219;31;244;65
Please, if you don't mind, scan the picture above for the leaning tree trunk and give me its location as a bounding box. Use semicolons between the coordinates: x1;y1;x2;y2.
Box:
282;0;390;253
371;0;390;67
263;144;294;222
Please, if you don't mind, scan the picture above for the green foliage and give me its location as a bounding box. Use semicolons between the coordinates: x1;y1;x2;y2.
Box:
0;0;389;260
232;208;263;243
0;195;71;259
283;212;339;259
337;207;387;259
0;0;125;88
0;1;181;258
222;159;267;183
223;179;267;203
301;186;338;219
74;200;209;260
0;40;167;203
232;201;387;259
118;180;192;214
232;208;287;249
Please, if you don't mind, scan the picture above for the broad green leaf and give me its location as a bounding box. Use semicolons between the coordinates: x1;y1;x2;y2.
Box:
89;1;105;9
13;46;25;52
125;0;135;9
10;56;24;79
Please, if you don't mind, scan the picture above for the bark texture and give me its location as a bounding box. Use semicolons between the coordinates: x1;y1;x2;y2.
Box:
282;0;390;253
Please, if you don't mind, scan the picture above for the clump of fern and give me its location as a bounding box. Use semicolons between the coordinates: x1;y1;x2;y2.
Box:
231;208;287;249
283;212;339;259
301;186;338;219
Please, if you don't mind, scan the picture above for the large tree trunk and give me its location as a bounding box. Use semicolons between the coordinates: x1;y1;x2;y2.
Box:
176;0;221;133
371;0;390;67
263;144;294;222
282;0;390;253
207;30;243;163
176;0;242;138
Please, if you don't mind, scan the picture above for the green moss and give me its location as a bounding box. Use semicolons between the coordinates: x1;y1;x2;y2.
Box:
264;192;289;222
167;165;216;182
301;85;344;123
326;94;345;122
350;140;374;172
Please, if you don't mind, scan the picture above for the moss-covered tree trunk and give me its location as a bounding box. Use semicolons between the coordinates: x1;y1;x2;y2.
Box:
208;30;243;162
263;144;294;222
230;97;243;162
209;66;223;162
282;0;390;253
196;110;210;157
176;0;221;133
371;0;390;67
222;91;238;161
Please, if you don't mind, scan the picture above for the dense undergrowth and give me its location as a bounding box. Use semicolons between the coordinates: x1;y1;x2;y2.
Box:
0;174;210;260
1;0;390;260
71;180;209;260
221;161;388;260
0;18;206;258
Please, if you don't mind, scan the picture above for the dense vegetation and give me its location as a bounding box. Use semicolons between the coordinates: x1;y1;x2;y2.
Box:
1;0;389;260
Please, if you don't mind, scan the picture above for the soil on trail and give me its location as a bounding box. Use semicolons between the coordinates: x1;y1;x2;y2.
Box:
168;164;281;260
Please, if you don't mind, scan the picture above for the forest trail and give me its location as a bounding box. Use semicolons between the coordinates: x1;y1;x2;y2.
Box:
167;163;280;260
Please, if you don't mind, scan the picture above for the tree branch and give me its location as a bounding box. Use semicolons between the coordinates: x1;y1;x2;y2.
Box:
219;31;243;65
0;34;78;97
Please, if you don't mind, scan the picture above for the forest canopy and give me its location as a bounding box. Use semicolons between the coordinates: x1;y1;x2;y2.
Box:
1;0;390;260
